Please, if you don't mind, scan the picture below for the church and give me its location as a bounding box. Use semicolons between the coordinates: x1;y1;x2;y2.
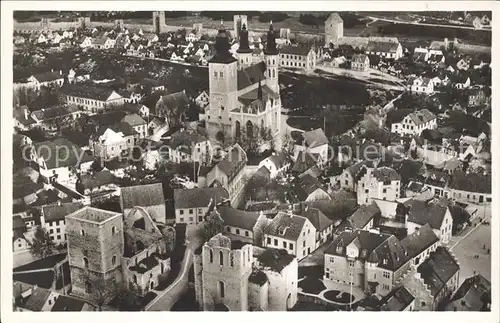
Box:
205;21;282;148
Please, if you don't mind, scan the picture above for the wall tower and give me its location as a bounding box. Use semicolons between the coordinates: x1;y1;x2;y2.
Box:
152;11;167;34
264;21;279;94
236;23;253;70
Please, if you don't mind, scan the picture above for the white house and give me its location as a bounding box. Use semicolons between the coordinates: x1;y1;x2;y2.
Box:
390;109;438;136
173;188;229;225
404;199;453;244
40;202;83;245
80;37;93;48
64;84;125;114
409;77;434;94
295;128;329;166
166;128;212;164
27;71;65;91
258;152;291;179
121;114;148;139
357;167;401;205
195;90;210;109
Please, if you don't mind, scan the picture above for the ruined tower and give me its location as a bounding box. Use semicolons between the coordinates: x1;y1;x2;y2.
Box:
152;11;167;34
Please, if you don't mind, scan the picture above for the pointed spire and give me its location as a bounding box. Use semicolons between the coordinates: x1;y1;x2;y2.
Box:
237;23;251;54
265;21;278;56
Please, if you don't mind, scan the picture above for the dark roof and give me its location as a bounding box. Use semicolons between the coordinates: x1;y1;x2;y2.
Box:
42;202;83;223
408;109;437;125
121;113;146;127
417;246;460;296
292;151;317;174
33;138;93;169
120;183;165;210
302;128;328;148
296;174;324;201
280;45;312;56
215;144;247;181
236;84;280;113
78;170;116;191
372;167;401;182
32;105;80;121
349;202;380;229
23;287;51;311
256;248;295;273
248;270;268;286
61;84;119;101
13;106;36;126
448;274;491;311
32;70;64;83
352;54;369;64
448;171;491;194
173;187;228;209
371;235;410;271
380;286;415;311
264;212;307;241
300;207;333;232
254;165;271;179
401;223;439;259
325;230;390;261
345;160;374;178
167;129;208;151
13;215;26;231
218;206;260;231
156;91;190;116
237;62;266;91
405;199;448;230
267;152;289;169
51;295;90;311
366;41;400;53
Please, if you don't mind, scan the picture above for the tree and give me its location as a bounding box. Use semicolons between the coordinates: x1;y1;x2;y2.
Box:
90;157;104;172
202;211;225;243
113;282;142;311
30;226;55;258
85;275;118;311
245;174;271;202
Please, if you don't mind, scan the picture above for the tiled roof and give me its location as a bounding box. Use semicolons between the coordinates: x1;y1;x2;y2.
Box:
236;84;280;113
32;105;79;121
325;230;391;261
349;202;380;229
371;235;409;271
352;54;369;64
23;287;50;311
300;207;333;232
33;138;93;169
448;171;491;194
215;144;247;181
296;174;323;201
167;129;208;151
326;13;343;23
366;41;400;53
408;109;436;126
254;165;271;179
404;199;448;230
120;183;165;210
121;113;146;127
42;202;84;223
218;206;260;231
13;215;26;231
173;187;228;209
292;151;317;174
280;45;312;56
78;170;116;191
264;212;307;241
302;128;328;148
448;274;491;311
401;223;439;259
417;246;460;296
346;160;374;178
268;152;289;169
51;295;89;311
61;84;119;101
380;286;415;311
372;167;401;182
237;62;266;91
32;71;64;83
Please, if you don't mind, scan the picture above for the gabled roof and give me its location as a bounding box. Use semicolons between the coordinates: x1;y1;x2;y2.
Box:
120;183;165;210
352;54;369;64
371;167;401;182
296;174;325;201
32;105;80;121
236;84;280;113
13;215;26;231
61;84;120;101
237;62;266;91
300;207;333;232
264;212;308;241
380;286;415;311
370;235;409;271
167;129;208;151
326;13;343;23
23;287;51;311
405;199;448;230
401;223;439;259
33;138;93;169
218;206;260;231
214;144;247;182
156;90;190;116
51;295;91;311
42;202;84;223
79;170;116;191
302;128;328;148
292;151;317;174
266;152;289;169
417;246;460;296
448;274;491;311
280;45;312;56
325;230;391;261
121;113;146;127
366;40;401;53
408;109;436;125
448;171;491;194
173;187;228;209
31;70;64;83
349;202;380;229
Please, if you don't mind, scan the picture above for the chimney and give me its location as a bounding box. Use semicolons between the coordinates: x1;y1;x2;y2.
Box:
24;108;29;120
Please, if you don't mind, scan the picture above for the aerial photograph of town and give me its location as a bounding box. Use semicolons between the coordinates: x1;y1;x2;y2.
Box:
9;9;492;312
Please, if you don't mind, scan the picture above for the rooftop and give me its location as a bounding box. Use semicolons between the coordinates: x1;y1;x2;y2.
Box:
349;202;380;230
120;183;165;210
405;199;448;230
41;202;83;223
257;248;295;273
302;128;328;148
380;286;415;311
417;246;460;296
300;207;333;232
218;206;260;231
237;62;266;91
51;295;90;311
67;206;121;224
264;212;307;241
401;223;440;259
371;167;401;183
173;187;228;209
33;138;94;169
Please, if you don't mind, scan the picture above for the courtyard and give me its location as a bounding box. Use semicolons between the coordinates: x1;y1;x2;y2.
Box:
298;277;365;307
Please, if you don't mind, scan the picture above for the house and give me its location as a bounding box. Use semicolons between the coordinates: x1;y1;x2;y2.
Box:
216;206;270;246
195;90;210;109
349;202;380;231
202;144;247;206
121;102;149;119
299;205;334;248
324;229;410;297
51;294;96;311
40;202;84;245
59;38;72;49
447;171;491;204
13;233;30;252
118;89;144;104
14;106;37;130
16;286;59;312
63;84;125;114
291;150;319;178
89;122;137;159
186;32;198;43
173;187;229;225
31;138;94;183
413;47;429;62
80;36;93;48
400;223;440;267
295;174;331;202
31;106;81;131
120;183;166;224
404;199;453;244
76;170;118;197
155;90;190;127
295;128;329;165
37;33;48;44
357;167;401;205
467;88;488;107
121;113;148;138
445;274;491;311
452;75;471;89
365;40;403;60
399;246;459;311
28;70;65;91
165;128;212;164
258;152;290;179
14;35;26;45
377;286;416;311
351;54;370;71
390;109;437;136
262;211;317;261
340;160;375;191
67;69;90;84
409;77;434;94
279;45;317;70
456;58;470;71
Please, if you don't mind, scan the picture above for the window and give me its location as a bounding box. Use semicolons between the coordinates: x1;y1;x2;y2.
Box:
349;261;354;267
220;72;224;78
330;257;334;263
189;217;193;222
112;226;116;235
421;301;426;307
289;243;293;250
383;271;390;279
236;229;240;235
267;237;271;244
198;216;203;222
112;255;117;265
226;227;231;232
56;228;61;233
57;235;61;240
209;249;214;263
245;231;249;237
219;281;225;298
50;229;54;234
383;284;390;290
274;239;278;246
180;210;184;215
179;218;184;222
80;229;85;236
282;241;287;248
383;188;387;193
83;257;89;268
219;250;224;266
303;250;306;256
189;209;193;214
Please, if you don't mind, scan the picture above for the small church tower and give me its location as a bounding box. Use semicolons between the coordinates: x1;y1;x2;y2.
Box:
264;21;279;94
236;24;252;70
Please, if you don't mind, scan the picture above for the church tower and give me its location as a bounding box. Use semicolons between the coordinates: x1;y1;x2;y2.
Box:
208;21;238;143
264;21;279;94
236;24;252;70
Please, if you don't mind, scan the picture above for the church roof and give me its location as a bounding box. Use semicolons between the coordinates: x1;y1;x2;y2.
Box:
235;84;279;114
237;62;266;91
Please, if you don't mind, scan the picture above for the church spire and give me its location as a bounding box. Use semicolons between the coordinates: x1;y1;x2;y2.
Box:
209;18;236;63
264;21;278;55
237;23;252;54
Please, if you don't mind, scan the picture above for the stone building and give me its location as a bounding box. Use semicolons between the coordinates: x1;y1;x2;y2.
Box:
357;166;402;205
233;15;248;40
152;11;167;34
325;13;344;46
193;234;298;311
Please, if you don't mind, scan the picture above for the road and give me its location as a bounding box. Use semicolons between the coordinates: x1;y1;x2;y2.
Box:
145;225;204;311
366;16;491;32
